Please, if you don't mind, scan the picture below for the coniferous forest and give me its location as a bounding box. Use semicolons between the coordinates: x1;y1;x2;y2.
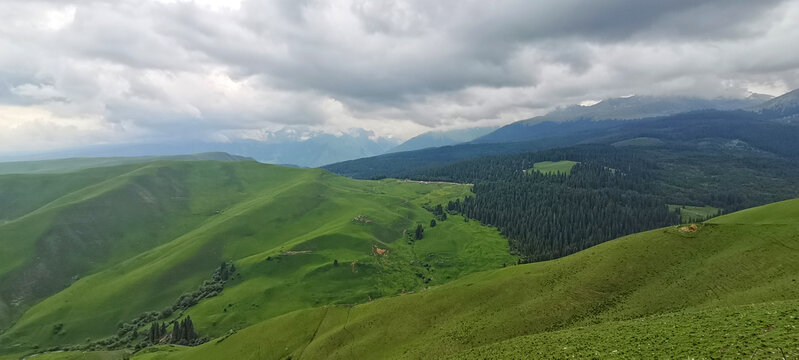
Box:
408;144;799;262
447;167;677;261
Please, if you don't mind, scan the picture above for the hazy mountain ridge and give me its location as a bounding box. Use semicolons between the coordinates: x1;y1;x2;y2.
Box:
1;130;400;169
324;90;799;178
475;94;773;144
537;94;771;122
324;111;799;179
751;88;799;122
388;127;498;153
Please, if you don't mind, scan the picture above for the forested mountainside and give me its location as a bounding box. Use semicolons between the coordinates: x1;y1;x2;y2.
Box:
385;144;799;262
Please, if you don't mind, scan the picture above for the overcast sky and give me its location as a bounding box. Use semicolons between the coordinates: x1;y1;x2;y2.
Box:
1;0;799;153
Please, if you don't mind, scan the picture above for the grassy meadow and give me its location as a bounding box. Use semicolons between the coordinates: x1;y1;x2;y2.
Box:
127;198;799;359
2;159;798;359
0;161;514;356
526;160;579;175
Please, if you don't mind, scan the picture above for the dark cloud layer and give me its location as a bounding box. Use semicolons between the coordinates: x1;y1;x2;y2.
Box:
0;0;798;153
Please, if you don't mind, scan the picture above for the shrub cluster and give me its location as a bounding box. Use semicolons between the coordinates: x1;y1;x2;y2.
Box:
40;262;238;354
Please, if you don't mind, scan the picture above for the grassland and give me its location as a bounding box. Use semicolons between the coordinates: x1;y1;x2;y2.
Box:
708;197;799;224
128;198;799;359
526;160;578;175
0;161;514;356
456;300;799;359
3;159;798;359
668;204;721;223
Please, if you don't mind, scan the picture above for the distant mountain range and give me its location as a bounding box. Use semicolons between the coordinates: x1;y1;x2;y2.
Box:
324;89;799;179
215;131;400;167
388;127;498;153
751;88;799;121
474;94;773;144
1;129;400;168
3;93;793;169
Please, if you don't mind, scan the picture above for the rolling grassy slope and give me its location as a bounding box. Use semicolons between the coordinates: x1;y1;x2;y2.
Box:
0;161;514;356
131;198;799;359
455;300;799;359
708;197;799;224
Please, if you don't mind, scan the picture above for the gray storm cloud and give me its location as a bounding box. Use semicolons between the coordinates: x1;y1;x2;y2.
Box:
0;0;798;153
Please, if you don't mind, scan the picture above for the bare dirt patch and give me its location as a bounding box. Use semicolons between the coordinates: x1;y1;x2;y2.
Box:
372;244;388;256
680;224;699;232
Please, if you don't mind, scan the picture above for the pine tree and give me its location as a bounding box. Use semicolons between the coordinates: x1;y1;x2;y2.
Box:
219;262;229;281
148;322;156;343
170;321;182;344
148;321;166;343
184;316;197;341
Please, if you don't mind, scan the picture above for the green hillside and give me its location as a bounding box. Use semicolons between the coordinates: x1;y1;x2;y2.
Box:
0;161;514;356
3;159;797;359
708;197;799;225
126;198;799;359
